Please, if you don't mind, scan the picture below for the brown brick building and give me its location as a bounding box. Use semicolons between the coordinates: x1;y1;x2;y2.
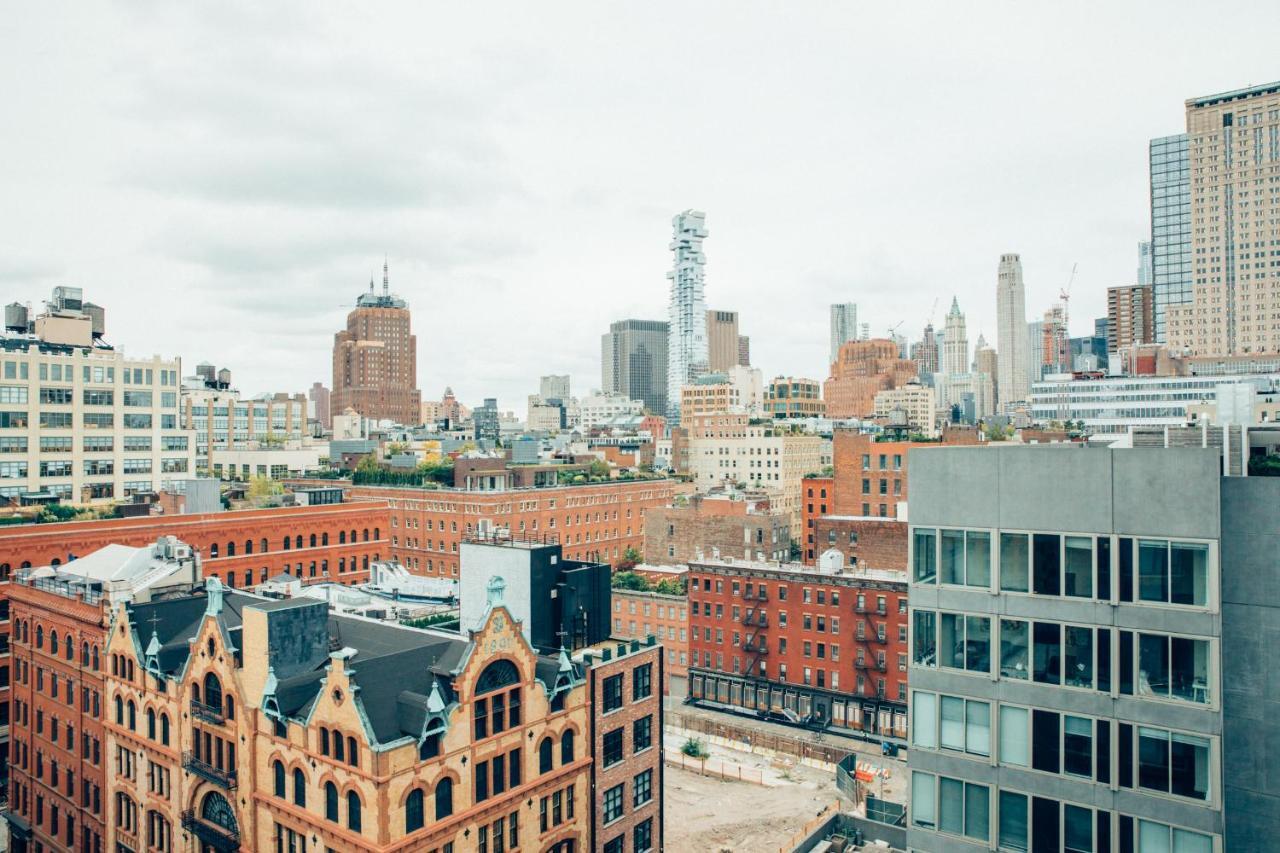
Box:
810;516;909;572
582;639;663;853
331;264;421;424
686;559;909;742
642;492;789;565
823;339;917;419
611;588;689;696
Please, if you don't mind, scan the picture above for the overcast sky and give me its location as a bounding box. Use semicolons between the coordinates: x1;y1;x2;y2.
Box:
3;2;1278;409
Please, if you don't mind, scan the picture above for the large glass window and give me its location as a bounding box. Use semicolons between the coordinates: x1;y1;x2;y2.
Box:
911;772;935;829
939;613;990;674
998;790;1028;852
966;700;990;757
941;529;965;585
913;610;936;667
941;530;991;587
1138;727;1210;801
940;696;965;751
914;529;936;584
1063;715;1093;778
1064;537;1093;598
1032;534;1061;596
939;777;963;836
1000;619;1029;680
1064;626;1094;689
998;706;1029;767
912;692;937;749
1136;820;1214;853
1000;533;1029;592
1033;622;1060;684
1138;634;1210;704
1138;540;1209;607
1063;804;1092;853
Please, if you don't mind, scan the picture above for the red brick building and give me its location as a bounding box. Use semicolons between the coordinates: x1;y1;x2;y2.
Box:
810;517;909;572
324;479;675;577
823;339;917;419
686;560;908;743
642;492;789;565
7;577;109;852
611;589;689;696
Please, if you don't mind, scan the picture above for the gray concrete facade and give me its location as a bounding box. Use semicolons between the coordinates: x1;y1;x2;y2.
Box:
906;445;1232;852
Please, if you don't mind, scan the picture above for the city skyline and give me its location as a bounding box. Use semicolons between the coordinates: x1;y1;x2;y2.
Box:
3;5;1279;409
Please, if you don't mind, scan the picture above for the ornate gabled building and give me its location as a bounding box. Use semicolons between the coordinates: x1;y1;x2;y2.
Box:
98;570;659;853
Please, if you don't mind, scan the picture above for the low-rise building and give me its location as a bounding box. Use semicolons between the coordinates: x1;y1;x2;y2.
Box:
686;557;909;743
765;376;826;419
643;491;789;565
611;587;689;696
873;381;937;436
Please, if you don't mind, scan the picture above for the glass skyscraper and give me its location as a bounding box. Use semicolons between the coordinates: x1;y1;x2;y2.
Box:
1149;134;1190;343
665;210;709;424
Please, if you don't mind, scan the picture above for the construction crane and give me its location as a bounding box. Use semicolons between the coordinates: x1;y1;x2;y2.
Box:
1059;263;1077;333
926;297;939;329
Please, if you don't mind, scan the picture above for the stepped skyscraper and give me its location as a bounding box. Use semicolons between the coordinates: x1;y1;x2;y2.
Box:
665;210;709;424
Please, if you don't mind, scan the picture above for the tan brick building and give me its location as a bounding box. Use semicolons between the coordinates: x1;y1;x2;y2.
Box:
1106;284;1154;352
643;492;790;565
1166;81;1280;357
611;588;689;696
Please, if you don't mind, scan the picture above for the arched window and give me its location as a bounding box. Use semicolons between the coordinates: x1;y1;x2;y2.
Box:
161;713;170;745
200;791;238;837
319;727;330;756
322;532;329;546
49;631;59;655
292;768;306;807
539;737;553;773
146;708;156;739
346;736;358;767
282;538;290;551
418;733;440;760
324;782;338;822
210;543;218;558
347;791;362;831
64;639;72;661
273;761;286;797
295;535;302;549
225;573;236;589
333;733;344;762
405;788;425;832
339;531;346;544
261;538;268;553
561;729;575;764
310;534;317;548
82;642;90;666
434;778;453;819
373;527;380;540
225;695;235;720
35;626;43;648
203;673;223;713
476;659;520;695
243;570;252;588
362;528;369;542
349;529;356;544
226;541;235;557
114;695;123;725
127;700;137;731
92;647;99;670
245;539;253;554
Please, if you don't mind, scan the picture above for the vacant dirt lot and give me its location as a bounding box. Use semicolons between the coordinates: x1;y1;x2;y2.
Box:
663;758;837;852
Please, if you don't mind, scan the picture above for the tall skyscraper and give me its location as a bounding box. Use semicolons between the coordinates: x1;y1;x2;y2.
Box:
1137;240;1154;288
737;335;750;367
1027;319;1045;383
331;261;421;424
601;319;669;415
829;302;859;365
706;310;740;372
666;210;709;424
996;253;1031;407
942;296;969;376
911;323;939;375
1166;82;1280;356
1149;133;1191;344
1107;284;1154;353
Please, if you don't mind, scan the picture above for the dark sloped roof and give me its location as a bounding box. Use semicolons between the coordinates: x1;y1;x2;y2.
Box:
131;590;259;675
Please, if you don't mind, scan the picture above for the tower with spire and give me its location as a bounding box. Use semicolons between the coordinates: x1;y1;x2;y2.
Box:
333;258;421;424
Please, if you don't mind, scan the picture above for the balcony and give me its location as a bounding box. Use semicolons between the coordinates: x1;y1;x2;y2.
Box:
181;809;239;852
190;698;225;725
183;752;237;790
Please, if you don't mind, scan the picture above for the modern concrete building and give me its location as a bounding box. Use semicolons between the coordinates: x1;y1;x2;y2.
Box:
1107;285;1155;354
996;254;1032;409
578;391;644;432
705;310;740;373
1138;240;1154;289
0;292;193;505
1166;82;1280;357
330;261;421;425
665;210;710;425
540;374;571;402
905;444;1277;851
601;319;669;417
1149;134;1191;344
830;303;859;366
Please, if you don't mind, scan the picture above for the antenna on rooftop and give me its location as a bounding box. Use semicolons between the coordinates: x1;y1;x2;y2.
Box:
383;257;390;298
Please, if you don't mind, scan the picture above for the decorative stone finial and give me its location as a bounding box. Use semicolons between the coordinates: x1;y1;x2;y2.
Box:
204;575;224;617
486;574;506;607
